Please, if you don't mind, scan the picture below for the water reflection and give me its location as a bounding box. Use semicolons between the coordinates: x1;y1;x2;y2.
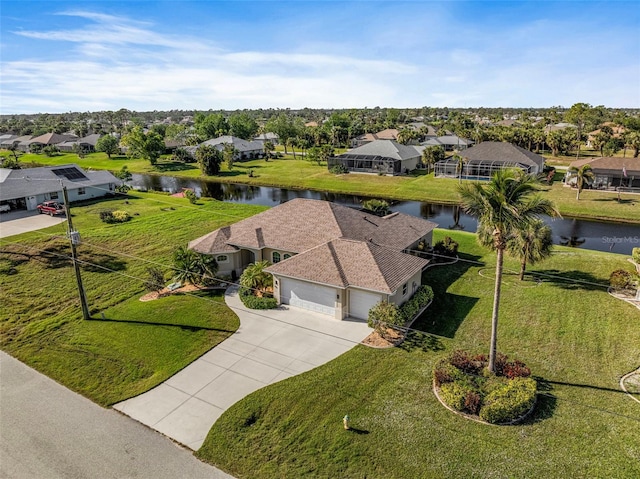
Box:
130;173;639;255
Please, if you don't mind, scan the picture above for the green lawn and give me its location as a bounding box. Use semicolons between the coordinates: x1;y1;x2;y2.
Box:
197;230;640;478
7;150;640;224
0;192;267;405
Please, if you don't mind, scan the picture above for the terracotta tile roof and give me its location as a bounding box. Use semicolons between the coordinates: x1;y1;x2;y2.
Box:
265;238;429;293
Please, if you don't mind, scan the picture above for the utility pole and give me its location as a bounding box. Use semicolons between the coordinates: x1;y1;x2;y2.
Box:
62;186;90;320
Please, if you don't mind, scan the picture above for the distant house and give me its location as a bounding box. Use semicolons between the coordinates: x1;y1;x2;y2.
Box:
434;141;545;179
329;140;422;175
544;122;576;133
253;132;280;145
586;122;626;148
351;129;399;148
422;135;473;151
58;134;102;153
567;157;640;189
0;164;119;212
27;132;77;151
189;198;437;320
186;135;264;160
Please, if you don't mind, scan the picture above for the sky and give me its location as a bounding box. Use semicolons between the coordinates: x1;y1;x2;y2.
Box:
1;1;639;114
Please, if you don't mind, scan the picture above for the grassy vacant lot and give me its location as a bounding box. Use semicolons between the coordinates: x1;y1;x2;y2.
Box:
197;230;640;478
0;192;266;405
8;150;640;223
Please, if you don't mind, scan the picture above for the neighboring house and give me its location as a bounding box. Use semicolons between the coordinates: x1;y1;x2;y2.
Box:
586;122;626;148
434;141;545;179
189;198;437;320
351;128;399;147
27;132;77;151
185;135;264;160
544;122;576;133
0;164;119;212
253;132;280;145
3;135;34;152
422;135;473;151
58;134;102;152
328;140;422;175
567;157;640;189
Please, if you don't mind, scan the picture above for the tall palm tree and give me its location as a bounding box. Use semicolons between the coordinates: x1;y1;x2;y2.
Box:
458;169;559;372
568;164;595;200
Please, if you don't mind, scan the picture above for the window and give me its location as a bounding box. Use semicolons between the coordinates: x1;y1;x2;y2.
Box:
402;283;408;296
78;187;86;195
272;252;281;263
216;255;228;263
283;253;291;260
49;191;59;200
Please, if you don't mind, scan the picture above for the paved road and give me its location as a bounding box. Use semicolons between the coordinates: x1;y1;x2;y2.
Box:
115;286;371;450
0;351;232;479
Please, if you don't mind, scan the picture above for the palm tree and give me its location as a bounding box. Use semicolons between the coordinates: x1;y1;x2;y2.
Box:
172;246;218;286
568;164;595;200
262;140;274;160
458;169;559;372
507;220;554;281
239;260;273;295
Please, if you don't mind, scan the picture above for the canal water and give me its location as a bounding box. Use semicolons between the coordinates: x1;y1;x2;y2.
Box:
131;173;640;255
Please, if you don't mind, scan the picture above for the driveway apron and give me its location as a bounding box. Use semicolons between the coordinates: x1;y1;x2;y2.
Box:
114;286;371;450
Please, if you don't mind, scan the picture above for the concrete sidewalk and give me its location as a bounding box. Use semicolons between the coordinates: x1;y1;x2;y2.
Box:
0;210;66;238
114;286;371;450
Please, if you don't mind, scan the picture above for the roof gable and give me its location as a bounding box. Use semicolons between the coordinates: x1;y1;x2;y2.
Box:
461;141;544;168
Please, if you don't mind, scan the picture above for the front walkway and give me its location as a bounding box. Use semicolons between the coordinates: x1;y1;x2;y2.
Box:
114;286;371;450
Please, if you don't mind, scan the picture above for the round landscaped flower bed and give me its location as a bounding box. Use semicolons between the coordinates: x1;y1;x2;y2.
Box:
433;350;537;425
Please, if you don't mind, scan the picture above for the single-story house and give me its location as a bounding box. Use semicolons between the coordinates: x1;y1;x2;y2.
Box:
27;132;77;151
2;135;34;151
351;129;399;148
189;198;437;320
58;134;102;152
567;157;640;189
422;135;473;151
434;141;545;179
0;164;120;212
253;132;280;145
328;140;422;175
185;135;264;160
586;122;626;148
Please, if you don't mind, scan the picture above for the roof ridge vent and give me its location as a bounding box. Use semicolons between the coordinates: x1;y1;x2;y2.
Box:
383;212;399;219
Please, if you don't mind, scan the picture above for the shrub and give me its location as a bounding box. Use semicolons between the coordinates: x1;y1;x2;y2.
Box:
479;377;537;424
368;301;404;338
99;210;114;223
433;359;465;387
111;210;131;223
400;285;434;322
633;248;640;264
238;287;277;310
464;390;482;415
329;164;349;174
448;350;486;375
184;189;198;204
144;267;166;293
362;199;390;216
433;236;459;258
439;380;480;413
609;269;634;290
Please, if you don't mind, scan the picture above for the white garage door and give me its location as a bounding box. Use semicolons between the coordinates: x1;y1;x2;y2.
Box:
349;289;382;320
280;278;336;316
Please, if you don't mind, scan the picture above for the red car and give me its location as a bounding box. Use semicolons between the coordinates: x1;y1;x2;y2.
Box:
37;201;66;216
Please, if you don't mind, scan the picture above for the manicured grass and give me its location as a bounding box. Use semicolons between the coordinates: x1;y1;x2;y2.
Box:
197;230;640;478
11;150;640;223
0;192;267;405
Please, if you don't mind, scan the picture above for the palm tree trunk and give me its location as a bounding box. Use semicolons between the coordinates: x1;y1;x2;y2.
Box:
519;256;527;281
576;188;580;201
488;247;504;372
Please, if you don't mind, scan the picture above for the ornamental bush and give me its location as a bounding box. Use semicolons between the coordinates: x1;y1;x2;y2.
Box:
111;210;131;223
632;248;640;264
609;269;634;290
433;359;465;387
238;287;277;310
439;381;475;412
400;285;434;322
329;164;349;174
479;377;537;424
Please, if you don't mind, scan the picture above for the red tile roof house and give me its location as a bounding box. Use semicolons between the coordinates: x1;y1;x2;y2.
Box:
189;199;437;320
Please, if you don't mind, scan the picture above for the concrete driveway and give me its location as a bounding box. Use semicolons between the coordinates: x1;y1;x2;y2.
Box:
0;209;66;238
114;286;371;450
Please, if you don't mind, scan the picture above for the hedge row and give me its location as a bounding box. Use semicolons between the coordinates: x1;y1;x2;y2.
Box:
238;287;278;310
400;285;434;322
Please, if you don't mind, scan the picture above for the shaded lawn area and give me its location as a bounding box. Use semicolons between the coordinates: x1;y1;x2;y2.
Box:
20;151;640;223
198;230;640;478
0;192;266;406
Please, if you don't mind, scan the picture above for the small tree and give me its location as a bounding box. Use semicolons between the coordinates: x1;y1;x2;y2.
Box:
96;135;120;159
263;140;274;160
184;189;198;204
172;246;218;286
223;143;237;170
144;267;166;293
196;145;222;175
505;219;553;281
239;260;273;295
114;165;132;192
568;164;595;200
368;301;404;339
422;146;444;173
